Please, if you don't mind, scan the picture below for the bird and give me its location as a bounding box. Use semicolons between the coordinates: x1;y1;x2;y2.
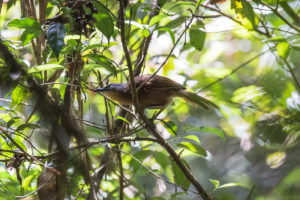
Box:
94;75;219;110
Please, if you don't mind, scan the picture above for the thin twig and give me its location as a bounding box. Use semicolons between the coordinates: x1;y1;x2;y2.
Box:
201;4;271;37
261;2;300;33
119;0;139;109
0;126;61;175
137;2;202;91
200;49;270;91
111;147;200;194
137;113;213;200
282;58;300;91
117;146;124;200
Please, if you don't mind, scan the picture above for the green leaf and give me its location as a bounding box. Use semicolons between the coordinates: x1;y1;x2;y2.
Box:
16;123;40;131
21;29;41;45
6;117;21;128
171;160;191;190
153;152;169;168
83;42;118;51
201;127;225;141
165;16;186;29
11;85;27;107
158;27;175;44
204;67;231;78
232;85;265;103
28;64;65;73
162;2;196;14
93;2;114;40
47;23;66;57
85;54;117;76
116;116;129;124
184;135;200;144
22;175;35;192
8;18;40;29
217;182;249;189
232;1;258;30
184;126;225;141
270;36;286;42
142;29;150;37
176;142;207;157
163;120;177;136
149;13;168;27
210;179;220;188
189;28;205;51
8;18;42;45
130;150;152;174
276;41;290;59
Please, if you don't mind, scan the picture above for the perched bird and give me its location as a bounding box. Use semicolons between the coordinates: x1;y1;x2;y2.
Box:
94;75;219;110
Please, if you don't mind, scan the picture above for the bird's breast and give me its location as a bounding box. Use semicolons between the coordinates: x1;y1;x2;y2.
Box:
104;90;132;105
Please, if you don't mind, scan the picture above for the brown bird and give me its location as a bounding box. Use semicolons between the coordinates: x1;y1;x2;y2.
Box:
94;75;219;110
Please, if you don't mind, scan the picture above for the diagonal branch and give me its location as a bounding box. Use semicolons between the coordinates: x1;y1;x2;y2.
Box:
200;49;270;91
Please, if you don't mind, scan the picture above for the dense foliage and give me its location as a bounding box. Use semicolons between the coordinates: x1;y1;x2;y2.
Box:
0;0;300;199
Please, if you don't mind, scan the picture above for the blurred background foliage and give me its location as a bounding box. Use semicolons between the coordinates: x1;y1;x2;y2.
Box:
0;0;300;199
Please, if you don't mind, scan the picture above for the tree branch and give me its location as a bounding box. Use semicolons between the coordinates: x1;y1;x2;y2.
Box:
200;49;270;91
260;2;300;33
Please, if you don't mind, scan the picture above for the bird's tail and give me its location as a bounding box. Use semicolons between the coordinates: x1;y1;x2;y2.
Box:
177;90;219;110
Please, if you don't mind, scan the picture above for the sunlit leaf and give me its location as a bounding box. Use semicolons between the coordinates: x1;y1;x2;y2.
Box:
176;142;207;157
149;13;168;27
82;42;118;51
158;27;175;44
11;85;27;107
266;151;286;168
163;120;177;136
8;18;42;45
184;126;225;141
232;85;265;103
8;18;40;29
217;182;249;189
116;116;129;124
201;127;225;141
142;29;150;37
183;135;200;144
0;113;11;122
16;123;40;131
6;117;21;128
210;179;220;188
270;36;286;42
21;29;41;45
28;64;65;73
162;57;174;76
232;1;258;30
204;67;231;78
47;23;66;57
276;41;290;59
22;175;35;192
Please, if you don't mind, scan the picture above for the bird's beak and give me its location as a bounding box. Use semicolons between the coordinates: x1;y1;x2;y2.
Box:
93;88;106;92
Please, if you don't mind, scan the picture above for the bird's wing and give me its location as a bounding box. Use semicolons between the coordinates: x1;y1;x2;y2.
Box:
135;75;185;91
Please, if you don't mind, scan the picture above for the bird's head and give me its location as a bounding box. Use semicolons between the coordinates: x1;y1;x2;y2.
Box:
93;83;130;105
